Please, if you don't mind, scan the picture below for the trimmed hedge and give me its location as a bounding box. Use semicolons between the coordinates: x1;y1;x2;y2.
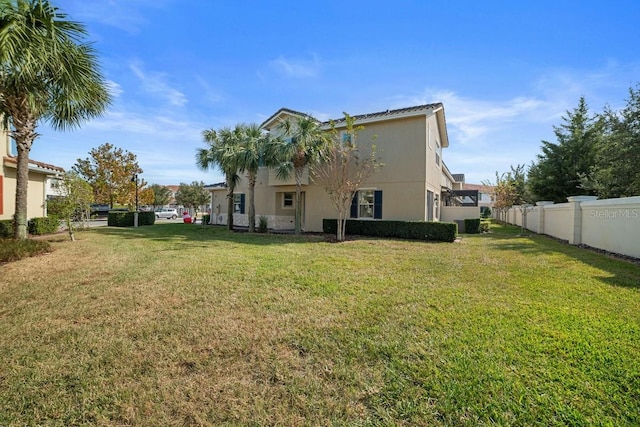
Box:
464;218;481;234
323;219;457;242
28;217;61;235
0;220;13;238
108;211;156;227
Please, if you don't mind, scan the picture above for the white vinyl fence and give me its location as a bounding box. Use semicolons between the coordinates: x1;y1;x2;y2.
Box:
500;196;640;259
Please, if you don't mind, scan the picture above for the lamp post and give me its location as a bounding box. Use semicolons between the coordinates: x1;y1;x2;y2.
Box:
131;173;139;227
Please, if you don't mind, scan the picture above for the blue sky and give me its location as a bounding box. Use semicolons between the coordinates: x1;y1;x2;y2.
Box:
32;0;640;186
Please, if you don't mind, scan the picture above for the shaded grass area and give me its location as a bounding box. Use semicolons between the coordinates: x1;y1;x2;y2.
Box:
0;223;638;425
0;238;52;263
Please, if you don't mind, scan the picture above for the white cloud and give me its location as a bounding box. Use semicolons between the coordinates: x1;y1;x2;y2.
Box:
268;54;322;78
130;62;187;107
105;80;123;98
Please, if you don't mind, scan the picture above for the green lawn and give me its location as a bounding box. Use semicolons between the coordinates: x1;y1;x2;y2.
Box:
0;223;638;426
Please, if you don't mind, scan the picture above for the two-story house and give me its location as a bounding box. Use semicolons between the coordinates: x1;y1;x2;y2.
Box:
206;103;461;231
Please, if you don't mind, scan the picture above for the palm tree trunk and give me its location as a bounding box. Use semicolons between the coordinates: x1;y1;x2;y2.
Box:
248;172;256;233
294;166;304;234
226;187;234;230
14;143;31;239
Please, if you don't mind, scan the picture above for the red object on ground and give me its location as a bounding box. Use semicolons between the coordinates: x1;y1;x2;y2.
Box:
182;212;192;223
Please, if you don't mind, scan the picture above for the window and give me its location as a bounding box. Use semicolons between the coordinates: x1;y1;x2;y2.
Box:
435;141;441;166
282;192;294;208
233;193;245;214
350;190;382;219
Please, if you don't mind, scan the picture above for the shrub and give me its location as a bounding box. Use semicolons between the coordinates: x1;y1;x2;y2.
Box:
28;217;61;235
464;218;481;234
0;238;52;263
258;216;269;233
480;220;491;233
108;211;155;227
202;214;211;225
481;207;492;218
0;220;14;238
323;219;457;242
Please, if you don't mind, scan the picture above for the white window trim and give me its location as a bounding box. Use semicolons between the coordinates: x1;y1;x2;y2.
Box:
282;192;294;209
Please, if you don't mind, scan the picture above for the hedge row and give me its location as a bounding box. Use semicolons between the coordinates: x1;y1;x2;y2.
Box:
108;211;156;227
1;217;61;237
0;220;13;238
464;218;481;234
323;219;457;242
28;217;61;235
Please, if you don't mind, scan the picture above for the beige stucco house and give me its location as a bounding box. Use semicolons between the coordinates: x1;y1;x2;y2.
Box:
1;125;64;221
206;104;463;232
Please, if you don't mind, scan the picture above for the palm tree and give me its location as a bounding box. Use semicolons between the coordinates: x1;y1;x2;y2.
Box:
269;115;329;234
235;123;273;232
197;126;241;230
0;0;111;239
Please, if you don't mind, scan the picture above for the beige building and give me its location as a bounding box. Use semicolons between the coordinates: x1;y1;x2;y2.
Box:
207;104;462;232
1;126;64;221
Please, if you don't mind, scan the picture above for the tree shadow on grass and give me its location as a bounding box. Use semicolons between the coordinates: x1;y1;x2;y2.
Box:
92;223;326;247
482;225;640;289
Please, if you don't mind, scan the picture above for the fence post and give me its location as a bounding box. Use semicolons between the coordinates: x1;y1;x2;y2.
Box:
535;201;554;234
566;196;598;245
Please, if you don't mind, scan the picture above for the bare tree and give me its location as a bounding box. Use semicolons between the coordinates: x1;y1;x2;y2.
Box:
311;113;383;241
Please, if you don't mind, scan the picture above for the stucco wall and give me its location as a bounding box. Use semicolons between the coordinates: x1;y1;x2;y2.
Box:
0;166;48;221
440;206;480;223
503;196;640;259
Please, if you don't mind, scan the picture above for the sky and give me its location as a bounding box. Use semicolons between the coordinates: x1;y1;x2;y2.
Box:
29;0;640;186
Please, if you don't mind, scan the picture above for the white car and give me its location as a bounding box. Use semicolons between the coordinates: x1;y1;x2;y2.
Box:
155;208;178;219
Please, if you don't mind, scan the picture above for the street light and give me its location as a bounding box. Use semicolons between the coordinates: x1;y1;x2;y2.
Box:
131;173;139;211
131;173;139;227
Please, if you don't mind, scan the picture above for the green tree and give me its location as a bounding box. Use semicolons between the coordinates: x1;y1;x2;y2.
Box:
269;114;329;234
528;97;602;202
197;126;241;230
588;85;640;198
311;113;383;241
175;181;209;215
0;0;111;239
235;123;273;232
73;143;142;208
46;172;93;241
148;184;172;209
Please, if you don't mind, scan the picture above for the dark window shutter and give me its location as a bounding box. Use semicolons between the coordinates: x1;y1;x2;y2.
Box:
374;191;382;219
350;192;358;218
240;194;245;214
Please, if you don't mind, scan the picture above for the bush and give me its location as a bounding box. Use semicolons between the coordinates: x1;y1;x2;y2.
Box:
481;207;492;218
202;214;211;225
323;219;457;242
108;211;155;227
258;215;269;233
0;238;52;263
480;220;490;233
28;217;60;235
464;218;481;234
0;220;14;238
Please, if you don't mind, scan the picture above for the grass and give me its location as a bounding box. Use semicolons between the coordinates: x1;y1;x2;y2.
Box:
0;223;638;426
0;238;52;263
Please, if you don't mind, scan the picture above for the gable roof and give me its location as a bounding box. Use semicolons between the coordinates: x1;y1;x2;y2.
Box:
259;108;318;130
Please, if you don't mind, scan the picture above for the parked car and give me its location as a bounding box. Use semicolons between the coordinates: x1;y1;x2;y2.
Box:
155;208;178;219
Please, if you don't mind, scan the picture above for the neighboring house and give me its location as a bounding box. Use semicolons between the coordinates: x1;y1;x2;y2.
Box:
206;103;466;232
462;183;495;210
1;125;64;221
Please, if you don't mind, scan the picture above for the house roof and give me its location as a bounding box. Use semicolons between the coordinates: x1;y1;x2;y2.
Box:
3;156;64;174
463;183;495;193
452;173;465;183
325;103;444;126
259;108;317;130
